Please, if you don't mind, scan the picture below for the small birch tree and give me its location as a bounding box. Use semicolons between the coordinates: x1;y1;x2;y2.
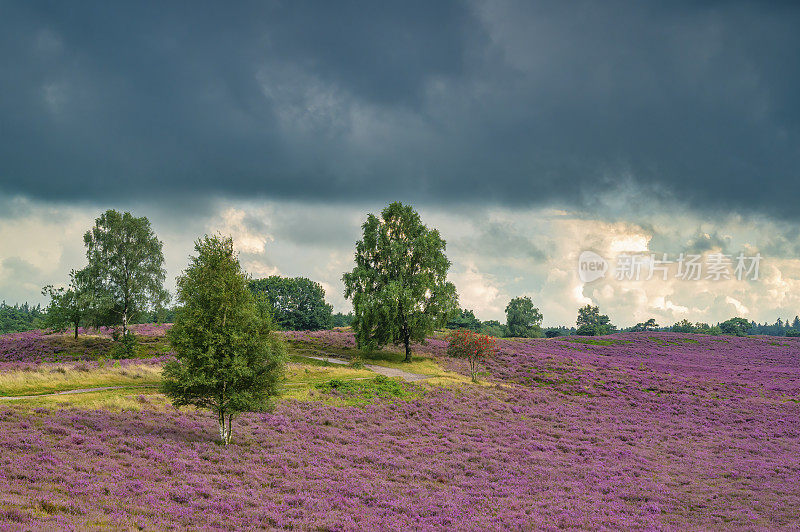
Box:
162;235;285;445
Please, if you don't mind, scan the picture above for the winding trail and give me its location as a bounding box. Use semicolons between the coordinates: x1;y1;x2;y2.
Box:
299;354;430;381
0;356;430;401
0;385;157;401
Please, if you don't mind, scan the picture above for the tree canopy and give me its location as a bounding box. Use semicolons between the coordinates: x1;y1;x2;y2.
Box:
631;318;659;332
719;317;751;337
162;235;285;445
0;302;44;334
249;276;333;331
343;202;458;362
83;210;168;341
446;308;482;331
505;297;544;338
576;304;615;336
41;268;93;339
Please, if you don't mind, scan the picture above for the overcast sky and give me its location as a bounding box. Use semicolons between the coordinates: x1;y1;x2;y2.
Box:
1;0;799;326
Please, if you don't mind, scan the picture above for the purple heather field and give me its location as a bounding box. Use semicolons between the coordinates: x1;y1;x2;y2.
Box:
1;328;799;530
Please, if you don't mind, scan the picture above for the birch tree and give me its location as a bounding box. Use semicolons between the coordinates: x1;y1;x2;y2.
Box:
162;235;285;445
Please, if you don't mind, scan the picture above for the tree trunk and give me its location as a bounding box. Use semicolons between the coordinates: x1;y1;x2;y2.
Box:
218;411;233;446
74;323;79;340
403;334;412;363
122;309;128;338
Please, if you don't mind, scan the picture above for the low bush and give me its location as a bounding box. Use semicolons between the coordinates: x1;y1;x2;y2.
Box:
446;329;497;382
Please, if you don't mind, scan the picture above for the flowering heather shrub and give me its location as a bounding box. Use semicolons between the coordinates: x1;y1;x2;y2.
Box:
0;329;798;529
1;378;798;529
281;329;358;349
282;328;447;357
0;324;172;365
463;332;800;398
446;329;497;381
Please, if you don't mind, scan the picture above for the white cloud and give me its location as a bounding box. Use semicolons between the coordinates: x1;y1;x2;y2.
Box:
209;207;272;255
3;198;800;328
449;262;505;318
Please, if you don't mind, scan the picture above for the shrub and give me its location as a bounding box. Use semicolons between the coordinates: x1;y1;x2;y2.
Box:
111;330;137;359
786;329;800;337
446;329;498;382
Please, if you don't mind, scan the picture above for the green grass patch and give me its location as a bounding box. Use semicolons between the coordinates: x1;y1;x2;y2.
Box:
284;362;374;386
559;337;630;346
648;336;700;346
4;387;167;410
286;338;464;380
0;363;163;397
288;354;337;366
314;375;422;405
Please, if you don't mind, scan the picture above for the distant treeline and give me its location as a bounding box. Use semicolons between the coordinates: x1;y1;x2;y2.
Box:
446;308;800;338
4;295;799;338
619;316;800;337
444;307;574;338
0;300;177;334
0;302;45;333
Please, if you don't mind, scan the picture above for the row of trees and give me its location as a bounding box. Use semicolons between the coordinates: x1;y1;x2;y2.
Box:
659;317;799;337
41;211;344;346
0;302;45;334
17;202;800;445
42;211;168;355
445;297;545;338
445;301;613;338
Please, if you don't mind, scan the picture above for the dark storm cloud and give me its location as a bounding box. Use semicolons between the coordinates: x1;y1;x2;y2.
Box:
458;220;548;262
1;1;799;218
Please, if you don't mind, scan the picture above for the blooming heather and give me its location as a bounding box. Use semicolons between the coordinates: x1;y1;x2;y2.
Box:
0;330;797;529
0;324;172;365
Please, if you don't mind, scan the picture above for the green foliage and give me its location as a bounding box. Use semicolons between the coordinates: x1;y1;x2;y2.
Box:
479;320;507;338
314;375;420;405
137;306;178;324
671;320;723;335
343;202;458;362
161;235;285;445
83;210;169;342
249;276;333;331
630;318;659;332
786;329;800;337
41;269;93;339
671;319;696;333
446;308;482;331
719;317;752;337
110;330;138;359
575;305;615;336
331;312;354;328
0;302;44;334
505;297;543;338
694;323;723;336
